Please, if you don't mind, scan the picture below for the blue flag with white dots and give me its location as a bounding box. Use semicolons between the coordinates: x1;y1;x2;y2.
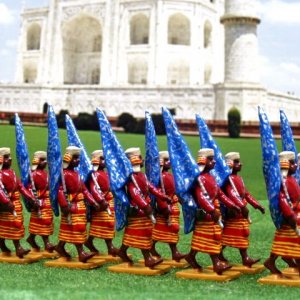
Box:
259;107;282;229
96;108;133;231
162;107;199;234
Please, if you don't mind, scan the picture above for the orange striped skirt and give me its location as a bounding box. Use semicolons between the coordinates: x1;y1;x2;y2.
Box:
59;198;87;244
89;193;115;239
152;203;180;244
222;218;249;249
123;216;152;250
0;191;24;240
191;220;222;254
271;225;300;258
29;193;54;236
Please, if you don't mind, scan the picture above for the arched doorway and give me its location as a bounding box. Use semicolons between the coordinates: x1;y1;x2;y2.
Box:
62;14;102;84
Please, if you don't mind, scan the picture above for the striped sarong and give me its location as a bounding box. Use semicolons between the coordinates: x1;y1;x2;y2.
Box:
271;225;300;258
152;203;180;244
29;191;54;236
89;192;115;239
58;194;87;244
222;218;249;249
191;220;222;254
0;191;24;240
123;216;152;250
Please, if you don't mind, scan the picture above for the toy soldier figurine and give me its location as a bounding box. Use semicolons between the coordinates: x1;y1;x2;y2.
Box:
219;152;265;267
151;151;186;261
55;146;100;263
117;147;172;268
185;148;240;275
26;151;55;254
85;150;119;256
0;147;39;258
264;151;300;275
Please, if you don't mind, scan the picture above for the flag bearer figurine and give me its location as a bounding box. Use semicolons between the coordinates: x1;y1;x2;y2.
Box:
0;147;39;258
54;146;100;263
85;150;119;256
219;152;265;267
117;147;172;268
185;148;240;275
264;151;300;275
26;151;55;254
151;151;186;261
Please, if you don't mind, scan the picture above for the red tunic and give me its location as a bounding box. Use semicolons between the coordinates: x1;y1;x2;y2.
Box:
271;176;300;258
57;169;95;244
123;172;166;250
88;170;115;239
191;173;236;254
0;169;34;240
27;169;54;236
222;174;261;249
152;171;181;244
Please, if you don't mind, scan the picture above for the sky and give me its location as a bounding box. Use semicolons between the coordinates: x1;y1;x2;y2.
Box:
0;0;299;96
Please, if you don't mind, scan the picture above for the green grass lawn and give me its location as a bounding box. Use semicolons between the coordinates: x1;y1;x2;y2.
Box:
0;124;299;299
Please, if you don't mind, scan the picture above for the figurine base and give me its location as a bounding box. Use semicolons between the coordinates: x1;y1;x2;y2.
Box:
89;254;126;263
230;264;265;274
258;274;300;286
0;252;42;264
176;268;241;281
31;249;59;259
207;264;265;274
44;257;105;269
108;262;170;275
282;268;300;276
138;258;189;268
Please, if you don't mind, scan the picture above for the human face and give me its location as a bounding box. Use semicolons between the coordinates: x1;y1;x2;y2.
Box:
232;159;242;173
69;154;80;168
206;156;215;171
99;156;106;169
289;159;297;175
139;155;144;168
38;158;47;170
2;154;12;169
163;158;171;170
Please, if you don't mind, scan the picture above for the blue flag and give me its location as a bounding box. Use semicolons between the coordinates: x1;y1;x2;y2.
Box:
280;109;300;183
162;107;199;234
14;113;31;212
196;114;230;187
145;111;160;207
258;107;282;229
96;108;133;231
47;105;61;216
65;114;93;182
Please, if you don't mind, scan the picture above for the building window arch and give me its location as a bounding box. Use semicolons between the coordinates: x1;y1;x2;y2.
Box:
167;60;190;85
204;21;212;48
204;64;212;83
168;13;190;45
27;23;41;50
62;14;102;84
23;64;37;83
128;58;148;84
130;13;149;45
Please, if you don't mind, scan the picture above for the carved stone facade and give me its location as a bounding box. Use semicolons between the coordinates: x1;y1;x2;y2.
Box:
0;0;298;121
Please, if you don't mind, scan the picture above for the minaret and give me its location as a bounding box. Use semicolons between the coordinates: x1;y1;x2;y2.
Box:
221;0;260;83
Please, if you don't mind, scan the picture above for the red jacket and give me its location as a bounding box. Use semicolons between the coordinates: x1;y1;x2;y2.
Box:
279;175;300;225
193;172;236;221
58;169;96;212
0;169;34;202
127;172;166;217
156;171;178;211
88;170;110;202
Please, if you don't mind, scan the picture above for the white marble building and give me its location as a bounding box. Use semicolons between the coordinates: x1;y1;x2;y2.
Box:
0;0;299;121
